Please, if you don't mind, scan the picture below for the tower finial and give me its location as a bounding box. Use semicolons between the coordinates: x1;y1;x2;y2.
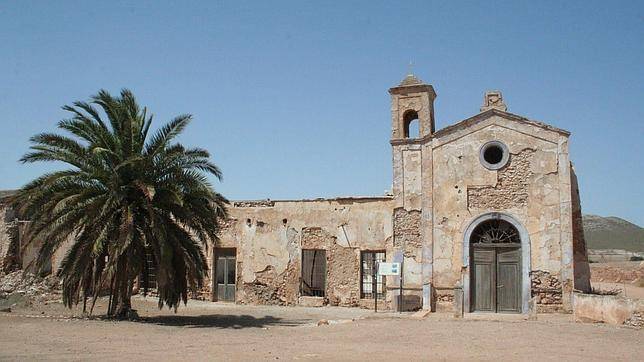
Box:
398;62;423;86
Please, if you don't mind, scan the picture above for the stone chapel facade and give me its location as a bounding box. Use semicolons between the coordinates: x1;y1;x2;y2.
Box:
0;73;591;314
205;73;591;314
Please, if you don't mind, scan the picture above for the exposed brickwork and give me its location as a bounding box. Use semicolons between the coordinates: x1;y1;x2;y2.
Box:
240;260;300;305
217;218;238;233
624;312;644;328
237;225;364;307
467;149;535;210
301;227;332;249
531;270;563;305
436;293;455;303
276;260;300;304
232;200;275;208
393;208;421;258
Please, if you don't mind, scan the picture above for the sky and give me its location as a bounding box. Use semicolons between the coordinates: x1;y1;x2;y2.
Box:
0;1;642;225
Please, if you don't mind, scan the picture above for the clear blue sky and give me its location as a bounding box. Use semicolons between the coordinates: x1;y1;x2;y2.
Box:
1;1;642;225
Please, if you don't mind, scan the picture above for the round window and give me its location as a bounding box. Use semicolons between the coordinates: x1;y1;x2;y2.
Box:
479;141;509;170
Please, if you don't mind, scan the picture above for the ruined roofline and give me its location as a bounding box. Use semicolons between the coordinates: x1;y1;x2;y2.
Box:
390;108;570;146
232;195;394;208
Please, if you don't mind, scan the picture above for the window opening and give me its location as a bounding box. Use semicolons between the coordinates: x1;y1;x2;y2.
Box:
479;141;509;170
361;251;386;299
301;249;326;297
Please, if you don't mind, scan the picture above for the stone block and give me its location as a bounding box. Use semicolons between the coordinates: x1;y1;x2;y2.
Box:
299;296;325;308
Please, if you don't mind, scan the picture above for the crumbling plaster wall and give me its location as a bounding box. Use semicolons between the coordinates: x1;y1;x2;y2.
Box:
391;142;426;310
430;115;573;309
212;197;395;307
0;205;17;273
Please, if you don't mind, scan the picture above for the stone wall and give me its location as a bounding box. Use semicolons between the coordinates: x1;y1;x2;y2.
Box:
467;148;535;209
430;114;573;312
214;197;395;308
0;205;18;274
574;292;644;327
393;208;421;258
434;288;456;312
531;270;563;311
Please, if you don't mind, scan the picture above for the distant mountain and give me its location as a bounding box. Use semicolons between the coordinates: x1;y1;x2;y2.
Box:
583;214;644;252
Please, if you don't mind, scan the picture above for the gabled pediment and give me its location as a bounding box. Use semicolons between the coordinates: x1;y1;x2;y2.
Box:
434;109;570;140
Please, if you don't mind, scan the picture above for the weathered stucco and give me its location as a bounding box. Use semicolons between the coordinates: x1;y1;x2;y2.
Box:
574;292;644;327
210;77;588;313
211;197;395;307
424;114;576;312
0;205;17;273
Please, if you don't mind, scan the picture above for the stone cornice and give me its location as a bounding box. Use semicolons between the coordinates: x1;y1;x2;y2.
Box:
433;109;570;139
388;84;437;98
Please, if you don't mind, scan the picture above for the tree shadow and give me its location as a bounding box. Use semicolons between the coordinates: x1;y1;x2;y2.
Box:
140;314;310;329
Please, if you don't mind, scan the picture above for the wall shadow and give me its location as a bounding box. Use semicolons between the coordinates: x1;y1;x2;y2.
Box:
140;314;309;329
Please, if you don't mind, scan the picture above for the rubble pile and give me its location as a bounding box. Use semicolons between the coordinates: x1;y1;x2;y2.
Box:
0;270;60;307
624;312;644;328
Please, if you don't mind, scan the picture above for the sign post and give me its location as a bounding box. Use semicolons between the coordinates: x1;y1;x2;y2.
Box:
377;262;401;312
372;260;378;313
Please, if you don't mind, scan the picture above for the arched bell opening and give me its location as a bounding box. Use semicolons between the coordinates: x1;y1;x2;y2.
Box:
402;110;419;139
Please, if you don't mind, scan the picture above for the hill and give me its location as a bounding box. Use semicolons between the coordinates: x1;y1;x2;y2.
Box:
583;214;644;252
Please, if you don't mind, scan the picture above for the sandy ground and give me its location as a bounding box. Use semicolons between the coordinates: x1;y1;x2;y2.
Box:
590;260;644;299
0;297;642;361
590;261;643;284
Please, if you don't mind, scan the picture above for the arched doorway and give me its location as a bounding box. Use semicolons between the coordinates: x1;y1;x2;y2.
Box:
462;213;531;314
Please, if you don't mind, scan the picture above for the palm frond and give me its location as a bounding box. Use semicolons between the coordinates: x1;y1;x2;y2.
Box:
12;89;228;317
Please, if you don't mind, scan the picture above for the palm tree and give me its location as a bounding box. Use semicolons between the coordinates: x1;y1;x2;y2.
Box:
11;89;228;318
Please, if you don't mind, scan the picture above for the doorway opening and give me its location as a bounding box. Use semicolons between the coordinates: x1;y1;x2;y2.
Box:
215;248;236;302
301;249;326;297
470;219;522;313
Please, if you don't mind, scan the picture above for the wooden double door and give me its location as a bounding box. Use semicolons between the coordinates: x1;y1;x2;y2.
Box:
471;246;521;313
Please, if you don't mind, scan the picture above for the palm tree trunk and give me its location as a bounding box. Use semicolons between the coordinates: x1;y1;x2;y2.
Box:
82;290;87;314
111;257;134;319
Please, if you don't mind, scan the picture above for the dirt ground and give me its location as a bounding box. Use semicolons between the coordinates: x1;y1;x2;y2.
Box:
0;296;642;361
590;261;643;283
590;261;644;299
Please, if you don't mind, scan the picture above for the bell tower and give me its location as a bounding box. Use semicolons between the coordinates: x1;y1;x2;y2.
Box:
388;72;437;312
388;73;436;140
389;72;436;209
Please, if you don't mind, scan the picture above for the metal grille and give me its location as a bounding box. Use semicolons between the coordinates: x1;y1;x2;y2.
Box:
361;251;386;299
471;219;520;245
301;249;326;297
